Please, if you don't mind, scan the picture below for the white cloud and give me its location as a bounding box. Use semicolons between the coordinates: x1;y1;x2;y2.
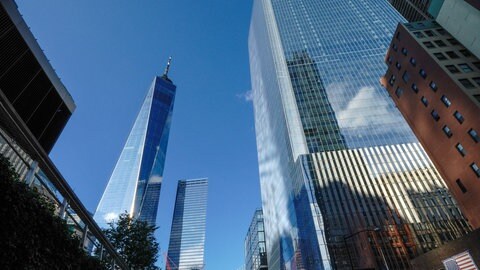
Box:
236;90;253;102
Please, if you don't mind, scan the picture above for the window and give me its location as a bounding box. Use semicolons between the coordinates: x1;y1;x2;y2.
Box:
456;143;467;156
468;129;479;143
442;125;453;137
431;110;440;121
413;31;425;38
429;81;438;91
419;69;427;78
393;43;398;51
434;40;447;47
446;65;460;74
441;95;451;107
446;51;459;59
389;75;396;86
474;77;480;86
436;28;447;35
459;79;475;89
474;62;480;70
471;163;480;177
456;179;467;193
411;83;418;93
396;32;401;40
395;87;404;98
401;47;408;55
410;57;416;66
454;111;464;123
396;61;401;70
459;63;473;73
448;38;459;45
425;30;436;37
423;41;435;48
434;52;447;60
388;56;393;64
460;49;472;57
421;96;429;106
474;94;480;103
402;71;410;82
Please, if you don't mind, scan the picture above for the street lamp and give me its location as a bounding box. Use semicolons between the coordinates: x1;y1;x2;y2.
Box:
343;227;389;270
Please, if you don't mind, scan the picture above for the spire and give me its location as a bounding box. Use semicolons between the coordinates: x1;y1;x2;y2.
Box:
163;56;172;77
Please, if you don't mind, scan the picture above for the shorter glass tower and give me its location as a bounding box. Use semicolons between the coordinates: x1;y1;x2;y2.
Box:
166;178;208;270
245;209;268;270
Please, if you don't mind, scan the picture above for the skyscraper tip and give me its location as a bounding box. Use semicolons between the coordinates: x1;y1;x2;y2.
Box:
163;56;172;77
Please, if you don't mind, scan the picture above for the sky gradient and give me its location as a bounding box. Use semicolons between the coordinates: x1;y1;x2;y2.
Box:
16;1;257;268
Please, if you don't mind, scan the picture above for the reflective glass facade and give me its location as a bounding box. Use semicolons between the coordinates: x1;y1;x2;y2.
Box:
245;209;268;270
249;0;470;269
94;75;176;227
166;178;208;270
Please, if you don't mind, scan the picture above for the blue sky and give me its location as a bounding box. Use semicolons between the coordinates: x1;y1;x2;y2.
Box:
16;1;258;268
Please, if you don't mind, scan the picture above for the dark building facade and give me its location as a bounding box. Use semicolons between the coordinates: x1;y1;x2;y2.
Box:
381;20;480;228
0;0;75;153
245;209;268;270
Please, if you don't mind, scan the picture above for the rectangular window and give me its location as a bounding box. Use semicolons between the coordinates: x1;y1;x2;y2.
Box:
392;43;398;51
448;38;459;45
413;31;425;38
468;129;479;143
474;62;480;70
471;163;480;177
459;79;475;89
456;179;467;193
473;77;480;86
401;47;408;55
434;52;447;60
419;69;427;78
456;143;467;156
396;61;401;70
454;111;464;123
396;32;401;40
441;95;451;107
434;40;447;47
389;75;396;86
410;57;416;66
446;51;459;59
474;94;480;103
395;87;403;98
436;28;447;35
460;49;472;57
431;110;440;121
425;30;436;37
423;41;435;48
459;63;473;73
446;65;460;74
388;56;393;64
429;81;438;91
402;71;409;82
411;83;418;93
421;96;429;107
443;125;453;137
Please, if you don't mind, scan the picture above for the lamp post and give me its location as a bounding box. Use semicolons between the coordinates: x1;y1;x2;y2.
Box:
343;227;389;270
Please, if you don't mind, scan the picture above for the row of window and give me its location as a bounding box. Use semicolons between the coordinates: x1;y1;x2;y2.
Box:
412;28;448;39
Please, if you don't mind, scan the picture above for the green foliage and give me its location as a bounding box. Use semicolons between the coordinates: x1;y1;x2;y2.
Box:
0;156;105;270
101;212;160;270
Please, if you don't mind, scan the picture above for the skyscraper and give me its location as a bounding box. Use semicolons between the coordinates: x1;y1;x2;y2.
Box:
245;209;268;270
249;0;471;269
94;59;176;227
166;178;208;270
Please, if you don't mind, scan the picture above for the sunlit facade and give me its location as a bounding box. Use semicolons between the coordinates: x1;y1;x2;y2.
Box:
94;72;176;228
248;0;471;269
166;178;208;270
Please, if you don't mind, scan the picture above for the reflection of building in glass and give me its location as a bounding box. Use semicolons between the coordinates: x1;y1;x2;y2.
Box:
245;209;268;270
94;60;176;228
248;0;471;269
388;0;434;22
166;178;208;270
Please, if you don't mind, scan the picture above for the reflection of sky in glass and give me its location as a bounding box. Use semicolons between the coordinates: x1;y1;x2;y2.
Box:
167;179;207;270
94;76;176;228
249;0;441;269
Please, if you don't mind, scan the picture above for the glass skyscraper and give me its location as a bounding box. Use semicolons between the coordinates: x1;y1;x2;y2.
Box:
245;209;268;270
94;60;176;228
166;178;208;270
249;0;470;269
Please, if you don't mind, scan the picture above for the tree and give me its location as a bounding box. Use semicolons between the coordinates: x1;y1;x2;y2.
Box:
100;212;160;270
0;155;105;270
